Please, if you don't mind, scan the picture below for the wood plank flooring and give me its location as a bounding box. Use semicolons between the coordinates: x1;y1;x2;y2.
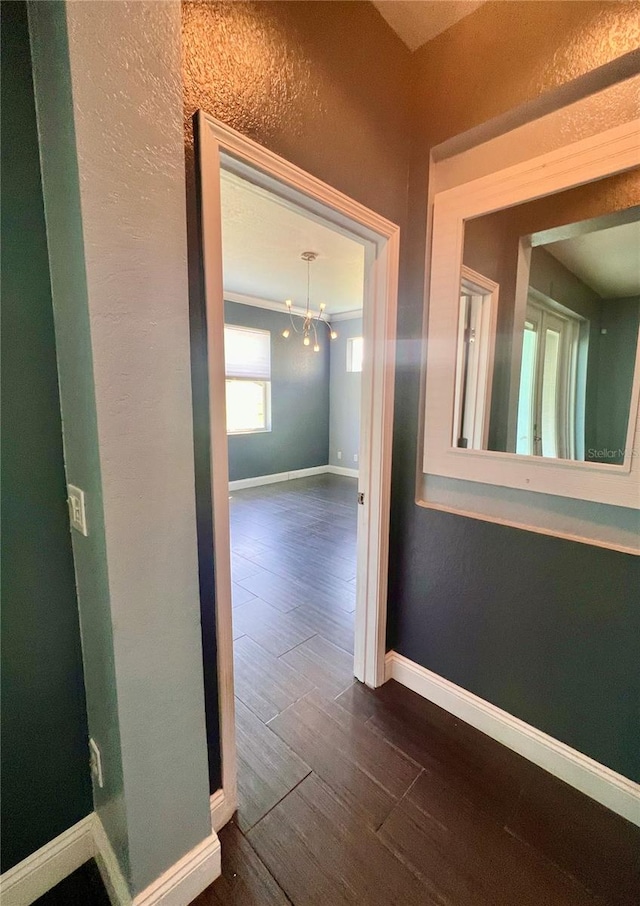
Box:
193;474;639;906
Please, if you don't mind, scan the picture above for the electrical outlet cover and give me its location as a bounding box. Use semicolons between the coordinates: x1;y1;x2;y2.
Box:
68;485;88;536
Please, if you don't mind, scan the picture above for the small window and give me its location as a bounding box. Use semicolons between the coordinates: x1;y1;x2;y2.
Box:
224;325;271;434
346;336;364;373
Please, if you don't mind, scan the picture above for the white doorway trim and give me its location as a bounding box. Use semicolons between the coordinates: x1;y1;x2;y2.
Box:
197;112;399;828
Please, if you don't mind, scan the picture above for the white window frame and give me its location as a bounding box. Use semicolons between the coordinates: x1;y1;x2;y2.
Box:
224;325;272;435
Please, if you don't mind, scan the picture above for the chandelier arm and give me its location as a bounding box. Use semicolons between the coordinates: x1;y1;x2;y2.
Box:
289;310;300;333
285;252;333;346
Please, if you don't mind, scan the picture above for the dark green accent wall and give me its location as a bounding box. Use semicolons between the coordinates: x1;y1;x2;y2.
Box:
400;1;640;782
1;1;92;871
593;297;640;462
182;1;640;786
224;302;330;481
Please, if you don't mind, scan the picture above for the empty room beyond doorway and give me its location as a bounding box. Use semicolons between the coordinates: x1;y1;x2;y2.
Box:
218;164;365;829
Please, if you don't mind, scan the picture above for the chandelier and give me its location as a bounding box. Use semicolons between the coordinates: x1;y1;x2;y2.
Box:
281;251;337;351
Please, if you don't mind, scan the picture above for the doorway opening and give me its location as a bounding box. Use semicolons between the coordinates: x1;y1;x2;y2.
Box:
196;114;399;830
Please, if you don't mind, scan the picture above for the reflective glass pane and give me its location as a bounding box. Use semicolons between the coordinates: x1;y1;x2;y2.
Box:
541;329;560;458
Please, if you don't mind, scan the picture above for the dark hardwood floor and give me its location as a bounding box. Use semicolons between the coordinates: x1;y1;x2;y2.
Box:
194;473;640;906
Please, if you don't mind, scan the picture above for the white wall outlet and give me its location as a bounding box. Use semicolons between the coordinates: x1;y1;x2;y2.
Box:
89;737;104;788
67;485;88;536
353;454;358;463
337;451;342;460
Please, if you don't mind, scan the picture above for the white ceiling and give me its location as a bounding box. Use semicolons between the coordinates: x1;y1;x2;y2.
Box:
372;1;485;51
546;220;640;300
220;170;365;315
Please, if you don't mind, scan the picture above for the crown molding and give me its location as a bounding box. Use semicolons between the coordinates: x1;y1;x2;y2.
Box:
224;290;361;323
331;309;363;322
224;290;314;319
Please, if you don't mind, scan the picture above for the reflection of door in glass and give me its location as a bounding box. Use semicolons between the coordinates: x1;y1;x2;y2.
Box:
455;293;482;448
516;300;580;459
453;274;497;451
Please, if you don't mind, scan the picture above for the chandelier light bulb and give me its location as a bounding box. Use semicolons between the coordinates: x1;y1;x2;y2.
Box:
282;328;290;338
285;299;292;308
313;343;320;353
330;330;338;340
320;302;326;311
303;335;310;346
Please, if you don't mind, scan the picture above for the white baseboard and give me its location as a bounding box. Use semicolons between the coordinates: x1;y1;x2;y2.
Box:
93;814;132;906
0;815;95;906
1;812;221;906
229;465;328;491
132;834;220;906
385;651;640;827
326;464;359;478
229;464;359;490
209;789;235;833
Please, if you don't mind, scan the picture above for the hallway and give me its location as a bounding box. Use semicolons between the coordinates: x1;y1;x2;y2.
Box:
197;475;639;906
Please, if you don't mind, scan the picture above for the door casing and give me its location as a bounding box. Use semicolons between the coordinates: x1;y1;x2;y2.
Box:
196;112;400;831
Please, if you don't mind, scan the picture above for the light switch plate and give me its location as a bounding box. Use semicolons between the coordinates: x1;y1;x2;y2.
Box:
89;737;104;788
67;485;88;536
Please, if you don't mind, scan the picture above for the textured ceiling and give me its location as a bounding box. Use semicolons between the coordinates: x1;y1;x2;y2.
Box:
371;1;485;51
220;170;365;314
546;219;640;300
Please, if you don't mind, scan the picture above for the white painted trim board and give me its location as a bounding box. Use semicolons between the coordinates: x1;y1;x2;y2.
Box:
209;790;236;833
224;290;362;323
224;290;318;320
386;651;640;827
326;465;359;478
92;815;132;906
228;464;359;490
131;834;220;906
0;814;221;906
0;816;95;906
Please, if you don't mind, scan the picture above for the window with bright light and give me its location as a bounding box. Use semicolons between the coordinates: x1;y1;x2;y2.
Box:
346;336;364;373
515;300;582;459
224;325;271;434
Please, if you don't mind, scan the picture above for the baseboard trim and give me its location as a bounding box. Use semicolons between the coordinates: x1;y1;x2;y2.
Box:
1;813;221;906
209;789;235;833
93;814;132;906
229;465;328;490
132;834;220;906
385;651;640;827
326;464;359;478
0;815;95;906
229;464;359;490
